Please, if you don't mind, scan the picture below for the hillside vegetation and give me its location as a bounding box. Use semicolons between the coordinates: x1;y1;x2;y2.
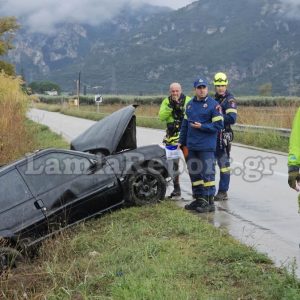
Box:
8;0;300;95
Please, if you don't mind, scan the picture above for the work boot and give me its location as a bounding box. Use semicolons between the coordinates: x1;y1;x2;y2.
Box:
214;191;228;201
184;198;202;210
195;196;215;213
168;184;181;199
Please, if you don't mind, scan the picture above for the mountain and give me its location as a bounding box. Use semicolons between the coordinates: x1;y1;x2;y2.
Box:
8;0;300;95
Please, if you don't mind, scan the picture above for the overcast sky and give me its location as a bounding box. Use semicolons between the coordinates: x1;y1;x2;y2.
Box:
145;0;194;8
281;0;300;19
0;0;194;33
0;0;299;34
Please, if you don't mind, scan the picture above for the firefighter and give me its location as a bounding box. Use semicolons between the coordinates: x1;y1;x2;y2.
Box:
179;77;223;213
213;72;237;201
288;107;300;191
159;82;191;198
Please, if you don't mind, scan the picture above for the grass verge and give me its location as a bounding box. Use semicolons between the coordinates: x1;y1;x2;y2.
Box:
33;103;290;152
234;130;289;153
1;202;299;299
26;119;69;150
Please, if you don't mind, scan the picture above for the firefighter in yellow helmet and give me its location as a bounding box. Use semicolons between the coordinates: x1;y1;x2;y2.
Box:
159;82;191;198
213;72;237;201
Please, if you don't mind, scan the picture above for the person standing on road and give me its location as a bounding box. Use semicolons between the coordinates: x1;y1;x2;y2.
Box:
213;72;237;201
288;107;300;191
159;82;191;199
179;77;223;213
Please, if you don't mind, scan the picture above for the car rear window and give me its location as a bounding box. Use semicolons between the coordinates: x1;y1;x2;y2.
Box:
0;169;32;211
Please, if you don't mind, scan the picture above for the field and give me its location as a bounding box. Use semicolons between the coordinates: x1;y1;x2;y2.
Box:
34;100;298;153
35;99;298;128
238;106;296;128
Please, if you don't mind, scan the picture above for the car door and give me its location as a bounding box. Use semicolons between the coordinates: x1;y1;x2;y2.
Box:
0;167;44;240
18;150;121;234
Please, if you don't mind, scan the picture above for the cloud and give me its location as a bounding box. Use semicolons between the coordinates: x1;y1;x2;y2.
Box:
0;0;193;34
278;0;300;19
147;0;193;9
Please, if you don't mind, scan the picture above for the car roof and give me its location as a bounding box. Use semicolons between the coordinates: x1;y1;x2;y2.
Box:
0;148;96;174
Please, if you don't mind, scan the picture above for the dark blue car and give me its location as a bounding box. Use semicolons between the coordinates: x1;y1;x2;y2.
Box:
0;105;170;272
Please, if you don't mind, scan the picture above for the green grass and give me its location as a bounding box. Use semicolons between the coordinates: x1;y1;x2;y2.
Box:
26;119;69;149
1;202;299;299
61;107;110;121
136;116;165;130
234;130;289;153
34;103;62;112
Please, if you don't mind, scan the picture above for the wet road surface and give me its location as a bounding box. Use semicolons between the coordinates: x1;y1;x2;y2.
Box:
28;108;300;276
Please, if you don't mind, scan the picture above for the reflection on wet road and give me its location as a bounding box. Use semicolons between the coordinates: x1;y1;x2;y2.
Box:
28;109;300;276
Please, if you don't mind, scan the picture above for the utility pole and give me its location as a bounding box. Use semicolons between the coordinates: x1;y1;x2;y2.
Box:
77;71;81;107
111;66;116;94
289;62;295;96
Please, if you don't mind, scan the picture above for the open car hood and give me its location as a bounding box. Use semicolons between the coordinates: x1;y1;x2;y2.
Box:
70;105;137;155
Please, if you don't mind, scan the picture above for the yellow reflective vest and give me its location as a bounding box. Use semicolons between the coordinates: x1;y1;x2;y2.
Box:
288;107;300;169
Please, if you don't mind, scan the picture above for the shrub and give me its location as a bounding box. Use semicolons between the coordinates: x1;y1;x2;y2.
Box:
0;73;30;164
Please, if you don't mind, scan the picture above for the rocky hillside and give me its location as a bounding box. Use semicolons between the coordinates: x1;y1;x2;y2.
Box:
8;0;300;95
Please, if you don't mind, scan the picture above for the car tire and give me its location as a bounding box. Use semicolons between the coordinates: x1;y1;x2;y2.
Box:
0;247;24;274
126;167;166;206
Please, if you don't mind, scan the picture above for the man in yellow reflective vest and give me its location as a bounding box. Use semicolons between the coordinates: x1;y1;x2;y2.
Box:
159;82;191;198
288;107;300;191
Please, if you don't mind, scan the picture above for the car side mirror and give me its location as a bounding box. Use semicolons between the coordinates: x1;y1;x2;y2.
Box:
87;158;104;174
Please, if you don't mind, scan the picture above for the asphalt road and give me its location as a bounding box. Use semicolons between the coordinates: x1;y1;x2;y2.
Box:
28;108;300;276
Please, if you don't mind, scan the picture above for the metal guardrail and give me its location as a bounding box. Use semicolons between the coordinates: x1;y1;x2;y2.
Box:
233;124;291;137
135;115;292;137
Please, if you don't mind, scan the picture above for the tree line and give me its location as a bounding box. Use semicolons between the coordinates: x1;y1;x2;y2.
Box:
0;16;19;75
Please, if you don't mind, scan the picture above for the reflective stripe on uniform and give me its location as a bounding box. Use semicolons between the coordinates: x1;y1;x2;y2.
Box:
165;136;179;145
192;180;204;186
165;135;179;141
226;108;237;114
212;116;224;122
220;167;230;173
203;181;215;187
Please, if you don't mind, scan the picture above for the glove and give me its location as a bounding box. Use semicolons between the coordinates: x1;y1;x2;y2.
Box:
288;170;300;190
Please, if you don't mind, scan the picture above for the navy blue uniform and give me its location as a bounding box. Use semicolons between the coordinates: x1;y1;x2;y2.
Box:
215;91;237;193
179;96;223;197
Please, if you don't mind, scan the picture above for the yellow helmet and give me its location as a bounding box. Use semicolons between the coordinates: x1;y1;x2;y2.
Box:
213;72;228;86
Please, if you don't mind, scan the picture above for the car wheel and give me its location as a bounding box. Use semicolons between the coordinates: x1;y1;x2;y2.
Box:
0;247;24;274
127;167;166;206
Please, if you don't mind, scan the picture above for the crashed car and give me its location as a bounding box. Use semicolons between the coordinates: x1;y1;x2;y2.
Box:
0;105;170;271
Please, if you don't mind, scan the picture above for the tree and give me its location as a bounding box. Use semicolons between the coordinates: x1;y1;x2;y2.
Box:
28;81;62;94
258;82;272;96
0;60;15;75
0;16;19;75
